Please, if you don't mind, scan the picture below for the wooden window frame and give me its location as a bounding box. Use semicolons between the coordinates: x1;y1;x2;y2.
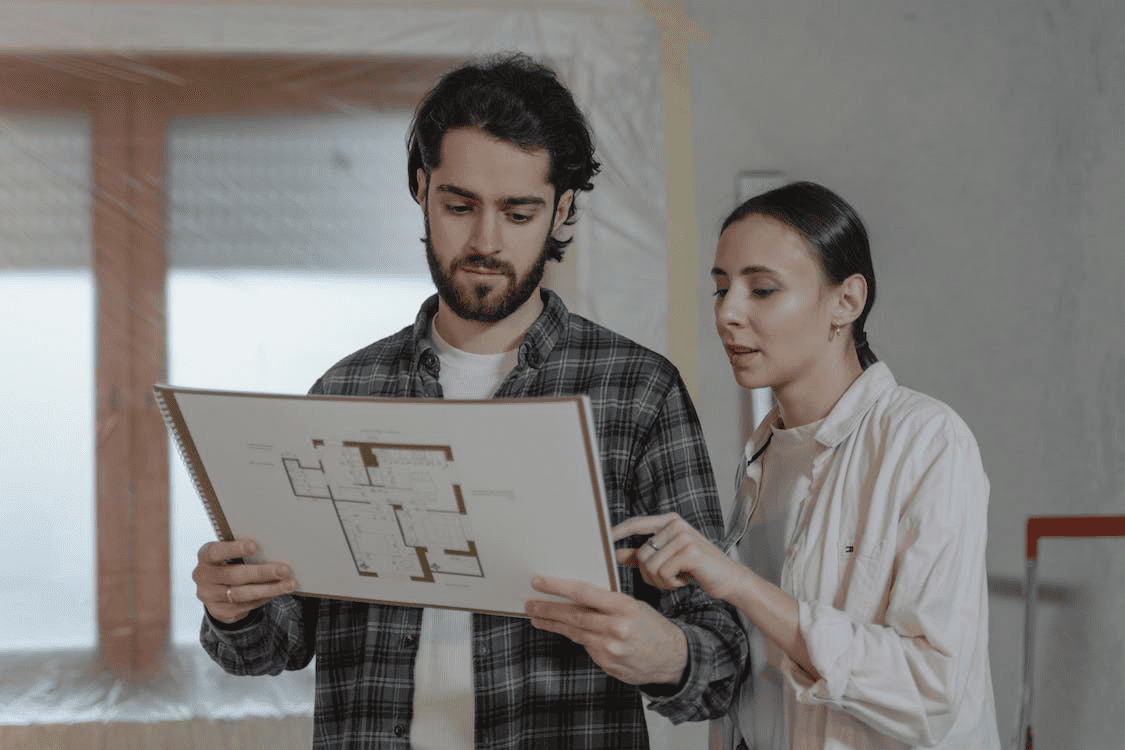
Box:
0;53;456;678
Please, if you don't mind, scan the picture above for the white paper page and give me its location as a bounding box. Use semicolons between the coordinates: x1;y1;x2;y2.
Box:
158;387;618;616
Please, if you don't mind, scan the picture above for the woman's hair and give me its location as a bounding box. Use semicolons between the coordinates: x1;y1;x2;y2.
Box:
407;52;601;262
721;181;878;368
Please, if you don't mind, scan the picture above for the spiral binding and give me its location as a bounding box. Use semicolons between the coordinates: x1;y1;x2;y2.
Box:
153;386;229;540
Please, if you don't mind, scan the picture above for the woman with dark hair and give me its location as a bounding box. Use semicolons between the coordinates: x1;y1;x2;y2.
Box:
615;182;1000;749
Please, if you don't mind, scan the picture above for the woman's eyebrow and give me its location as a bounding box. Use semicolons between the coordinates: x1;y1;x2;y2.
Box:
711;265;776;277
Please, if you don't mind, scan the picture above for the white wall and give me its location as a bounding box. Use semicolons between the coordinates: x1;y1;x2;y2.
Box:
688;0;1125;746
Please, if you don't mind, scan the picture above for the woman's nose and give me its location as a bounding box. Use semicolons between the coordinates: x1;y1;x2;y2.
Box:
715;292;745;328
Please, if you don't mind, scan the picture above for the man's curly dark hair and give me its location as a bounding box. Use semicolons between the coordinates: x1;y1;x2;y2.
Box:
407;52;601;262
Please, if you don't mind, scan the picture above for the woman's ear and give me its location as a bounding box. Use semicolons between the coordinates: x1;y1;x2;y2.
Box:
834;273;868;326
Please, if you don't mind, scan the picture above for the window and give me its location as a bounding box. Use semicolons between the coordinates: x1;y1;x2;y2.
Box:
164;112;432;642
0;54;455;675
0;114;96;651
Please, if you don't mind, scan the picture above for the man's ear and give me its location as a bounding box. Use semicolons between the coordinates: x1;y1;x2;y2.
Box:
415;168;428;208
833;273;868;326
552;189;574;234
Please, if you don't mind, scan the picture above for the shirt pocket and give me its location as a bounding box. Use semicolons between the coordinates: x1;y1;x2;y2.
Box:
836;540;889;619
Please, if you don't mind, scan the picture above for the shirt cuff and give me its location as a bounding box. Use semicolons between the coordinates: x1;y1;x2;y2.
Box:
642;621;730;722
205;607;265;634
784;599;855;705
639;648;692;697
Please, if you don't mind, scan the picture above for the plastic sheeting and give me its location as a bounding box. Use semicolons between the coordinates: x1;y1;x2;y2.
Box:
0;644;315;724
0;0;677;736
1;1;670;349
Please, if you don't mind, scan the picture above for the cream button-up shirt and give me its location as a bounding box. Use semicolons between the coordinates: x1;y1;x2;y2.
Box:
723;363;1001;750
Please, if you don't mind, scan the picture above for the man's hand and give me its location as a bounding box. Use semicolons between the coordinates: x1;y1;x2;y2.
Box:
524;575;688;687
193;539;298;624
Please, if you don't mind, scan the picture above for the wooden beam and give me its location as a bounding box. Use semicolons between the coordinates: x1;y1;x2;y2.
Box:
0;54;458;115
155;55;459;116
93;83;170;678
0;56;95;110
638;0;708;398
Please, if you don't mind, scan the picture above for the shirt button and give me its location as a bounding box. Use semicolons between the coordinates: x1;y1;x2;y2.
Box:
393;724;406;737
403;635;415;646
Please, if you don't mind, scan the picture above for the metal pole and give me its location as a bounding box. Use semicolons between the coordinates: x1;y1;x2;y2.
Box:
1014;514;1125;750
1013;557;1037;750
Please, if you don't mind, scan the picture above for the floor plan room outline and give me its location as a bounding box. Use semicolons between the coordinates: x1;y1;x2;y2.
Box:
281;439;484;583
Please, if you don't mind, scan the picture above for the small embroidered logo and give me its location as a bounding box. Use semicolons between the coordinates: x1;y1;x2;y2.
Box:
844;544;855;553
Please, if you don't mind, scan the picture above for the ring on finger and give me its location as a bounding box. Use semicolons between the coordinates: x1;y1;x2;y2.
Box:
647;538;661;552
226;587;233;604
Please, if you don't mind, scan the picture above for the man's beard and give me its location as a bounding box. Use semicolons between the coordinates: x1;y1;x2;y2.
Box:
423;214;550;324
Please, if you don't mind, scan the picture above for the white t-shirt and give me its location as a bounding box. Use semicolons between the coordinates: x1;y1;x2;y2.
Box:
409;321;518;750
733;417;823;750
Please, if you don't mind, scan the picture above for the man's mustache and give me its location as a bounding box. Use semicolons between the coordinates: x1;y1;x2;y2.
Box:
456;255;512;274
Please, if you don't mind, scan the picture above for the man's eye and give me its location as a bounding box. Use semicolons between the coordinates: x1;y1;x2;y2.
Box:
712;288;728;298
752;288;776;297
446;203;471;214
509;213;532;224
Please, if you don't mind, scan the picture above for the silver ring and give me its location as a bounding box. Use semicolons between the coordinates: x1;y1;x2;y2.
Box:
647;539;661;552
226;587;233;604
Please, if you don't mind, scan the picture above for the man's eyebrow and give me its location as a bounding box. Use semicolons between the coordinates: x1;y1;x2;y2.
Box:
500;196;547;208
435;184;480;202
711;265;776;277
435;184;546;208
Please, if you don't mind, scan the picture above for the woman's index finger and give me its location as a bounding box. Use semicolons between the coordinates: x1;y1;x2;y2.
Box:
611;513;678;541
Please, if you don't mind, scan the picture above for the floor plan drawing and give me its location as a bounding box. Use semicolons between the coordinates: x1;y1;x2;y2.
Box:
281;439;483;583
159;387;615;615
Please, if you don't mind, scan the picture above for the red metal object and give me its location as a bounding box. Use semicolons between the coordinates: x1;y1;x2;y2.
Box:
1015;515;1125;750
1026;514;1125;559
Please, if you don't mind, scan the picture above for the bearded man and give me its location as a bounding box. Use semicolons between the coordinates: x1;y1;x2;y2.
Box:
193;52;746;750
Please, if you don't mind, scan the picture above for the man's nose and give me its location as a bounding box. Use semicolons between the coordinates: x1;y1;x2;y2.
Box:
469;212;501;255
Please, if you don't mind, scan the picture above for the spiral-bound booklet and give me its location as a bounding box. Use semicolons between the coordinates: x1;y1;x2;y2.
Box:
154;385;618;617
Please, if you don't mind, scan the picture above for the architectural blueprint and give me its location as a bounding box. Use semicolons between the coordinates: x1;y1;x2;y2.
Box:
282;440;483;583
155;386;617;616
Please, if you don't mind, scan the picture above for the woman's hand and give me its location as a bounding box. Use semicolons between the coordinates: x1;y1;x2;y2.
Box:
616;513;819;680
613;513;746;602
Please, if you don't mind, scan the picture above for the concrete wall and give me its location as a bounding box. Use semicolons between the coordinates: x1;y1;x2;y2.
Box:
688;0;1125;746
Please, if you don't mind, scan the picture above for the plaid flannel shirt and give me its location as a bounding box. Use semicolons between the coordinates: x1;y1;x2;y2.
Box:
202;289;747;749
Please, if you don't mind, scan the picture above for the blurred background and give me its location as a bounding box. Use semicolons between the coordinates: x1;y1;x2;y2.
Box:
0;1;1121;748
